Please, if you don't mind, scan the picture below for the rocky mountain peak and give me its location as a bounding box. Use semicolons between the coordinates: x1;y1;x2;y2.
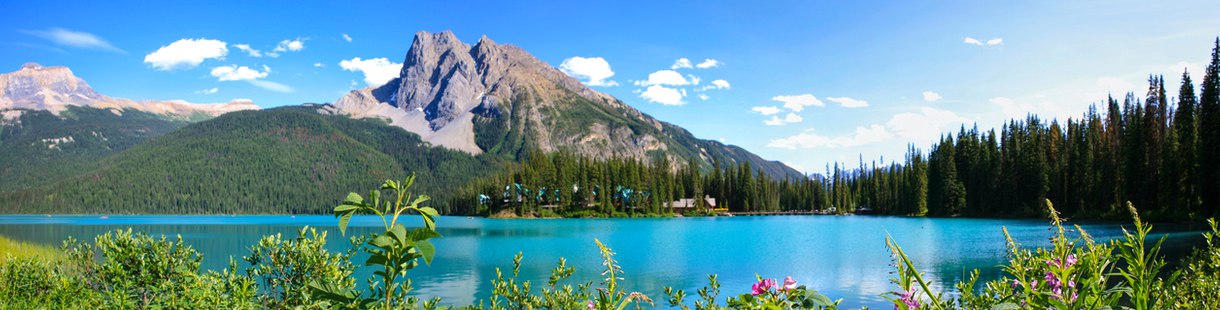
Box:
331;31;801;179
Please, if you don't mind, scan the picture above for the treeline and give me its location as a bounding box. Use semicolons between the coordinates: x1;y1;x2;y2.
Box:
772;38;1220;220
450;38;1220;221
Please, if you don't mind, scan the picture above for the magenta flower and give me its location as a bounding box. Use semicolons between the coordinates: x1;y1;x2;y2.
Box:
587;300;595;310
897;288;920;310
781;276;798;291
1065;254;1077;267
752;278;777;295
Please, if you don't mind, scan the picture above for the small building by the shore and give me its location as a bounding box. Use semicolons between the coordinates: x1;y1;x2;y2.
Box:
666;196;717;212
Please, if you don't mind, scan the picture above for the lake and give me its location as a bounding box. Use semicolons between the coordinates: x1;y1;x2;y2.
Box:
0;215;1207;308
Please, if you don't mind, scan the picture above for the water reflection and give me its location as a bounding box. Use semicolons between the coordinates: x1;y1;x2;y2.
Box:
0;215;1205;309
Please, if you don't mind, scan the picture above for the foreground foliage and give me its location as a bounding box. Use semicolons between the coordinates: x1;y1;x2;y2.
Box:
3;177;1220;309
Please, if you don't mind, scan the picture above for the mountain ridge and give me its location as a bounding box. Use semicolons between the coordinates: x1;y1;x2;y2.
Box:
334;30;803;179
0;62;259;121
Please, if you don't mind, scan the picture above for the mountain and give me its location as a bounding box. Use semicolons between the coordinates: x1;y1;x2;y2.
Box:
333;31;803;179
1;63;258;120
0;106;494;214
0;63;258;190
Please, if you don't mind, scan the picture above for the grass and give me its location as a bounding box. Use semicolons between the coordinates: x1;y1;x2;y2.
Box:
0;235;60;262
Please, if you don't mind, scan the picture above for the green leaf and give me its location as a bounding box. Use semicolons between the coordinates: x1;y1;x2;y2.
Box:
418;206;439;217
416;240;435;265
413;196;433;208
423;215;436;231
334;203;359;214
342;192;363;205
408;228;441;241
365;253;387;266
389;224;408;246
370;235;394;250
337;215;352;235
381;180;396;190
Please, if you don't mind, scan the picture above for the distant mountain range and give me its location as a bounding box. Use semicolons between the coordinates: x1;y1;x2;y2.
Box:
1;62;258;120
0;31;802;214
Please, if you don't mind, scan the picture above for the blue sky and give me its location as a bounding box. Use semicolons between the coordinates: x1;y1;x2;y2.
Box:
3;1;1219;173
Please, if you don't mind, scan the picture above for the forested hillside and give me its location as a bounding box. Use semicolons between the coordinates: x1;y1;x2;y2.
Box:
0;106;496;214
0;107;188;190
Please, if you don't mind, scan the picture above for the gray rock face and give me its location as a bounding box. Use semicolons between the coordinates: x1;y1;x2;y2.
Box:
333;31;803;179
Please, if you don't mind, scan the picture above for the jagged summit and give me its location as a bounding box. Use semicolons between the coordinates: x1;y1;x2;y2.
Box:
333;31;802;179
0;63;258;118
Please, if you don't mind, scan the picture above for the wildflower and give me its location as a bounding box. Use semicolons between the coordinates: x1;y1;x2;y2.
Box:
1065;254;1077;267
897;288;920;309
781;276;797;291
752;278;777;295
587;300;594;310
1011;279;1021;288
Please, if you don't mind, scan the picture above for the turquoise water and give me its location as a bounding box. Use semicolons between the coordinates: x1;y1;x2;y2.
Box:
0;215;1206;308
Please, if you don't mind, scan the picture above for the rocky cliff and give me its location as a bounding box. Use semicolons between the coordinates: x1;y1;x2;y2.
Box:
333;31;802;179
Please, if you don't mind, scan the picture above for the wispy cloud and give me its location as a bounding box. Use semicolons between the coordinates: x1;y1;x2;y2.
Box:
764;113;803;126
771;94;824;112
20;28;125;53
827;96;868;108
965;37;1003;47
342;33;353;42
695;59;721;69
194;88;219;95
922;91;942;102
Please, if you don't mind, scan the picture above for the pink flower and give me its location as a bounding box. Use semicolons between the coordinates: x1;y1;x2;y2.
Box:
587;300;595;310
752;278;777;295
781;276;798;291
897;288;920;310
1065;254;1077;267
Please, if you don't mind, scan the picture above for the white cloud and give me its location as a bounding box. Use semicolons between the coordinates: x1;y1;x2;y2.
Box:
313;62;324;68
687;74;701;85
233;44;262;57
695;59;721;69
274;38;305;52
640;85;684;105
208;65;292;93
922;91;942;102
764;113;803;126
772;94;824;112
1095;76;1138;95
144;38;228;70
634;70;689;86
767;124;892;149
886;107;970;142
210;65;268;81
697;79;732;90
247;80;294;93
340;57;403;87
751;106;782;115
559;56;619;87
671;58;693;69
194;87;219;95
21;28;125;53
827;96;869;108
342;33;353;42
698;94;710;100
965;37;1003;47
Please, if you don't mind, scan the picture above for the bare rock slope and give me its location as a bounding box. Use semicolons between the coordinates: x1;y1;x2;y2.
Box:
334;31;802;179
